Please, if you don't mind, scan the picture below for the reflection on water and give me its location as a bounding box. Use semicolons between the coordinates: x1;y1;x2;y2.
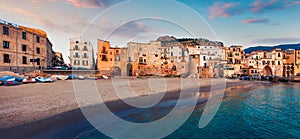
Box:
167;83;300;138
44;83;300;138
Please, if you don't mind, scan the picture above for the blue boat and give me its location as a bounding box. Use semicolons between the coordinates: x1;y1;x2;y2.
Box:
0;76;24;82
35;77;53;83
4;80;19;86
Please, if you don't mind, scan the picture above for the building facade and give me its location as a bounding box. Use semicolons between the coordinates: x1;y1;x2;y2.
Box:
69;37;94;69
0;19;52;72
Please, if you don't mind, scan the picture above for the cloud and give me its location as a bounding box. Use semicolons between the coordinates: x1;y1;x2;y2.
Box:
105;21;151;38
241;18;270;24
0;5;36;17
66;0;101;8
253;37;300;44
209;2;244;19
251;0;300;13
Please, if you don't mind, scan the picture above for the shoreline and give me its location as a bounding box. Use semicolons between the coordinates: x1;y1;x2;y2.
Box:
0;79;264;138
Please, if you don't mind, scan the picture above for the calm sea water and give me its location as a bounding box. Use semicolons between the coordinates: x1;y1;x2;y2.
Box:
42;83;300;139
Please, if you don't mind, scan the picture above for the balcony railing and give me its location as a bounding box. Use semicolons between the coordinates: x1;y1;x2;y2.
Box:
102;51;108;54
74;55;80;58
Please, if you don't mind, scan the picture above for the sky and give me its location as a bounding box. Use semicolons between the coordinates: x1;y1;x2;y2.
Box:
1;0;300;63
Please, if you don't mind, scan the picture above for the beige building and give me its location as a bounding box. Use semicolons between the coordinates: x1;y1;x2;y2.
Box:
223;46;245;77
69;37;94;69
0;19;52;72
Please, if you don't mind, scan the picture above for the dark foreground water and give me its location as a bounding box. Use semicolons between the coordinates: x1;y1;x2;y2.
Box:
41;83;300;139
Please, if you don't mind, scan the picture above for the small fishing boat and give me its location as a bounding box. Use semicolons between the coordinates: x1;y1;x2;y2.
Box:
4;80;20;86
87;76;98;80
78;75;85;80
4;78;20;86
68;74;77;80
0;76;15;81
51;75;68;80
22;77;37;84
101;75;109;80
35;77;53;83
293;73;300;82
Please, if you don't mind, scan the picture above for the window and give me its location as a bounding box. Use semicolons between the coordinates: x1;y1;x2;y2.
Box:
22;45;27;52
76;41;79;44
74;45;79;50
36;36;40;43
83;53;88;58
36;47;40;54
4;54;10;63
22;56;27;64
278;53;281;57
22;32;26;40
3;41;9;49
83;46;87;51
75;52;79;58
83;60;89;66
3;26;9;35
115;55;120;61
278;61;281;65
74;60;80;65
84;42;87;44
171;52;173;56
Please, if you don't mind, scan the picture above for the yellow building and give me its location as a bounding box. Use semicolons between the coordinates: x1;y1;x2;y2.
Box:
0;19;52;72
223;45;245;77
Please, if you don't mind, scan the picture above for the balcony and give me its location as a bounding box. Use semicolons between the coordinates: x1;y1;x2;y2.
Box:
83;48;88;51
83;56;89;58
73;55;80;58
73;48;79;50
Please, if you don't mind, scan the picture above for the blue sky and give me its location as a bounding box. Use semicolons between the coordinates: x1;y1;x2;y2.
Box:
1;0;300;63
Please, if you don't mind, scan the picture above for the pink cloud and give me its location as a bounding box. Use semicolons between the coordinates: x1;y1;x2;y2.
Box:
66;0;101;8
209;2;241;19
241;18;270;24
251;0;300;13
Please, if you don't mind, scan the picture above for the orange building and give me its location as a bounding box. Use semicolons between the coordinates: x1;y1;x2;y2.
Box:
0;19;53;72
97;39;124;76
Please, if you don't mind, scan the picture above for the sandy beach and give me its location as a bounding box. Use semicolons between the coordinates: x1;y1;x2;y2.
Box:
0;78;259;138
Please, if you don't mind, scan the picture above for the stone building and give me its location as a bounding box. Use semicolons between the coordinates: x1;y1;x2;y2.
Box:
0;19;52;72
223;46;245;77
69;37;94;69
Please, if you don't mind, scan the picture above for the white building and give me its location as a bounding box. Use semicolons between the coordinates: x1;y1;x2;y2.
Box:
197;45;223;68
69;37;94;69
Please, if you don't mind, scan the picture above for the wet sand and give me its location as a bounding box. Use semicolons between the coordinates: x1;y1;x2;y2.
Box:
0;78;258;138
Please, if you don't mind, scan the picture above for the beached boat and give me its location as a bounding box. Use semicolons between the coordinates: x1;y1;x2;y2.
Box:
87;76;98;80
68;74;77;80
78;75;85;80
0;76;24;83
4;79;20;86
293;73;300;82
35;77;53;83
22;77;37;84
101;75;109;80
51;75;68;80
